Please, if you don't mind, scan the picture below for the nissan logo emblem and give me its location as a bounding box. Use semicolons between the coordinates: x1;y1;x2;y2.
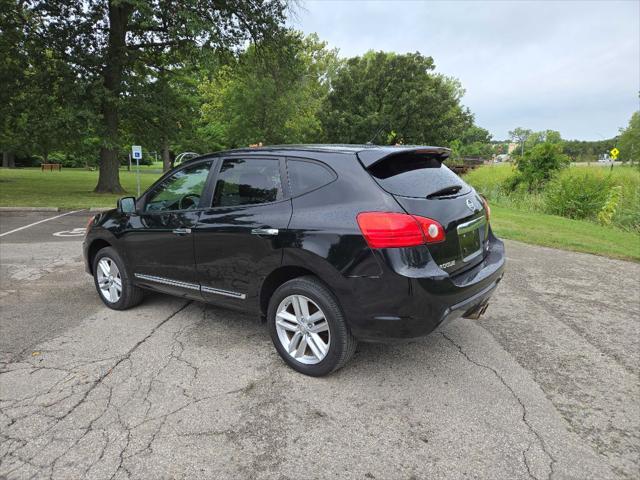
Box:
466;199;475;212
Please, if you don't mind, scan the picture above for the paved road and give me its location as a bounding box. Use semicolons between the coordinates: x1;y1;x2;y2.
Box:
0;211;638;480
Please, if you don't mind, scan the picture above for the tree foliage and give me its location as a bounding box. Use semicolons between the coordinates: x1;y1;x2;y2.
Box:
513;142;570;192
617;111;639;163
320;51;473;145
199;31;338;148
10;0;287;191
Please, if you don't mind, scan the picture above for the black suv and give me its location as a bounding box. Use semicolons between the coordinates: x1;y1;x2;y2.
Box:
84;145;505;376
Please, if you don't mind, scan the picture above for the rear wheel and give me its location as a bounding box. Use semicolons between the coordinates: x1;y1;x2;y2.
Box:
92;247;143;310
267;276;357;376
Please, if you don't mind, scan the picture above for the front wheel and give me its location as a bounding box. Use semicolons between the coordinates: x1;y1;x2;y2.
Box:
92;247;143;310
267;276;357;376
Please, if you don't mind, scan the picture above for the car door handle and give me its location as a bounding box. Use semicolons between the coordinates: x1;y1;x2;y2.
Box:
251;228;279;236
172;228;192;235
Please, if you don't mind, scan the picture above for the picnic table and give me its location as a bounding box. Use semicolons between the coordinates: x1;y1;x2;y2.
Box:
41;163;62;172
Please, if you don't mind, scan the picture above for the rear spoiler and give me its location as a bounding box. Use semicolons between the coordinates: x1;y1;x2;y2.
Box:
357;146;450;168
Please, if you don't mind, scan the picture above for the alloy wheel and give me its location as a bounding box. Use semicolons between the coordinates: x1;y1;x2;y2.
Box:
275;294;331;365
96;257;122;303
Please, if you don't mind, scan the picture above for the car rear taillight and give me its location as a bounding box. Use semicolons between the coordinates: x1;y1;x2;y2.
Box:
480;196;491;222
356;212;445;249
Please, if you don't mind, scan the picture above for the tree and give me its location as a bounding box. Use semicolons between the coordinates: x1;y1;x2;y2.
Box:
199;31;338;148
320;51;473;145
617;111;639;164
515;142;569;191
508;127;533;156
124;66;201;171
26;0;287;192
460;125;492;145
0;0;29;167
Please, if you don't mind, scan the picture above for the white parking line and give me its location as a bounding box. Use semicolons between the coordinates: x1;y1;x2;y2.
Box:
0;210;85;238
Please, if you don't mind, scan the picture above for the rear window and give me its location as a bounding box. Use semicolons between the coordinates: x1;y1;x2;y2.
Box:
367;153;469;198
287;159;336;196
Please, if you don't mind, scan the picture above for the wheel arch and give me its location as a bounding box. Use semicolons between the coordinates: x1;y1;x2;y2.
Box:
87;238;113;275
259;265;318;316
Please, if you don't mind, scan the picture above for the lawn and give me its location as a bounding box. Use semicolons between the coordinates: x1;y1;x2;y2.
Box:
464;163;640;261
0;167;163;209
1;165;638;261
489;205;640;262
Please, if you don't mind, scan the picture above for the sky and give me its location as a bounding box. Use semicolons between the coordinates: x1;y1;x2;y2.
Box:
290;0;640;141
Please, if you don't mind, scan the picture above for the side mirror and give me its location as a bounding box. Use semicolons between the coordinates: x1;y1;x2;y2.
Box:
117;196;137;214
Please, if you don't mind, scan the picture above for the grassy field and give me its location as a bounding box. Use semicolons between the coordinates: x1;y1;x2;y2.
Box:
0;167;163;209
1;165;639;261
464;163;640;261
489;205;640;261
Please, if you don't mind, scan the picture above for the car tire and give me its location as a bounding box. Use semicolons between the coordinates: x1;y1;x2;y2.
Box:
92;246;144;310
267;275;357;376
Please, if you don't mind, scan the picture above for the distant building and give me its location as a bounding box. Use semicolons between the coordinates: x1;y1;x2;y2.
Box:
507;143;519;154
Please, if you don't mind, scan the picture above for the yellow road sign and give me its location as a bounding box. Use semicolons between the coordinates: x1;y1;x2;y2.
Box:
610;147;619;159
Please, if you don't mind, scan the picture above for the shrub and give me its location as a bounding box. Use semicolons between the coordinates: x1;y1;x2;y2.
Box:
544;169;613;220
515;142;570;191
597;186;622;226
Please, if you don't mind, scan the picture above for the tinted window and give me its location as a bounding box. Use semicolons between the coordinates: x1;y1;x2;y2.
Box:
212;158;282;207
145;162;212;212
287;160;336;196
367;154;469;198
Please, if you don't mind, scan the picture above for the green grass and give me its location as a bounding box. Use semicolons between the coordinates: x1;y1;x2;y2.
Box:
2;165;639;261
0;167;163;209
464;164;640;260
490;204;640;261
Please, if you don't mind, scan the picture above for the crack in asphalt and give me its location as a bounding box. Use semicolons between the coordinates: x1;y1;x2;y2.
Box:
0;301;192;478
440;331;556;480
56;301;192;424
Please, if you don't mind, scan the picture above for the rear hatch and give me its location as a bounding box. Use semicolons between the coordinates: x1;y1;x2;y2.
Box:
359;147;489;275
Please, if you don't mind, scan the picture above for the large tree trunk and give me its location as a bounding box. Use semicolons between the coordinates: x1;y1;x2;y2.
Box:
2;152;16;168
94;1;132;193
161;138;171;172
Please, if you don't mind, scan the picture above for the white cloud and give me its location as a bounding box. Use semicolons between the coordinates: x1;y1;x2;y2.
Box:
290;0;640;140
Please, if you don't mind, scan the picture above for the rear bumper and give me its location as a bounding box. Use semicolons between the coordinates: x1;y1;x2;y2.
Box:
340;233;505;342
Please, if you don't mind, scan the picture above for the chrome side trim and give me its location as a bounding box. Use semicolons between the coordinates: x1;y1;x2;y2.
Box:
457;215;486;235
134;273;200;291
251;228;279;236
134;273;247;299
201;285;247;299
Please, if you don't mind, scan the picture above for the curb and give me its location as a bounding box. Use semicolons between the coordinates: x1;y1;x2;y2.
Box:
0;207;60;212
89;207;112;212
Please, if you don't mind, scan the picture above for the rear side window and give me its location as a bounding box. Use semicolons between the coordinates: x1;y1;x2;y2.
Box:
212;158;283;207
367;153;469;198
287;159;336;196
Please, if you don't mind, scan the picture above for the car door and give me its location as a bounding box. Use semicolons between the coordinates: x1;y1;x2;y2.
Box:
122;159;215;297
194;156;292;309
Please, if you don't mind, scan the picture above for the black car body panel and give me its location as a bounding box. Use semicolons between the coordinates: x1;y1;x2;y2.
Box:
84;144;505;341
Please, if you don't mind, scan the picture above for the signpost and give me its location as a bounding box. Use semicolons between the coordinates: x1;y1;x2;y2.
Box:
132;146;142;196
610;147;619;160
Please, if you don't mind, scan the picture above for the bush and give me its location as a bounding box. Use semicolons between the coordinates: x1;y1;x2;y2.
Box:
515;142;570;191
465;164;640;232
544;169;613;220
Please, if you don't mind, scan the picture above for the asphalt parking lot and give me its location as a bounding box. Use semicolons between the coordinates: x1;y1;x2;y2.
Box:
0;210;638;480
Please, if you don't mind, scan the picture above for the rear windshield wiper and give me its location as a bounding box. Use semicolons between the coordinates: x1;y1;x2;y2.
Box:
426;185;462;199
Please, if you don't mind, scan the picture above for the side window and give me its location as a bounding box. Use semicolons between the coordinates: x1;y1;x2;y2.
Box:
212;158;283;207
287;159;336;196
144;162;212;212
